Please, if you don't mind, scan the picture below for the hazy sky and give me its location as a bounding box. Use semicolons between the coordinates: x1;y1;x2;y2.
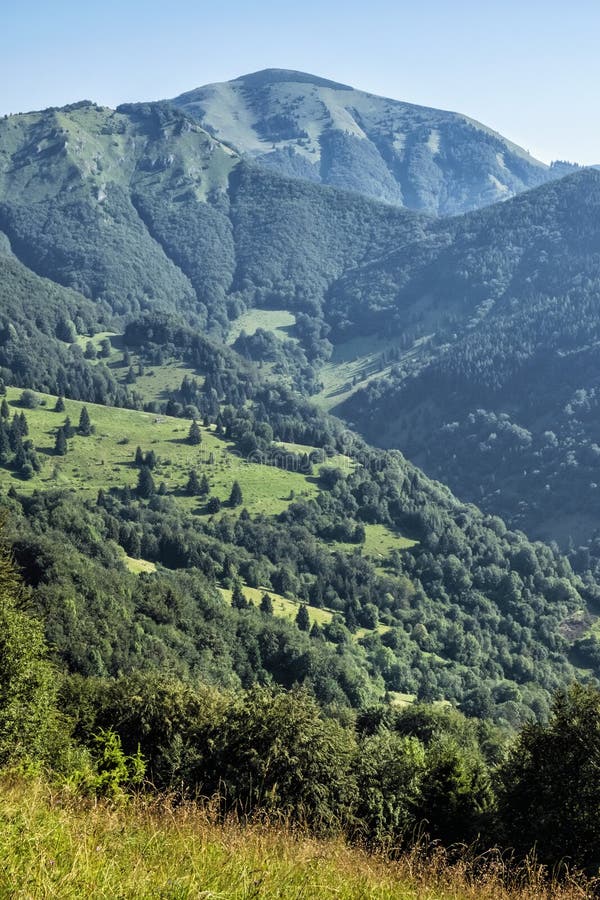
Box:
2;0;599;164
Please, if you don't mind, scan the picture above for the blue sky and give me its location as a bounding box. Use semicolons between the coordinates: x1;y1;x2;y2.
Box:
2;0;599;164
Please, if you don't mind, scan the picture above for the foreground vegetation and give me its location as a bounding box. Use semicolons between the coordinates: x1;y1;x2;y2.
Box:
0;779;594;899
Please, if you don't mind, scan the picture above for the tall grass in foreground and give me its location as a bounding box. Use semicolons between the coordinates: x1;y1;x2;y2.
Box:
0;779;595;899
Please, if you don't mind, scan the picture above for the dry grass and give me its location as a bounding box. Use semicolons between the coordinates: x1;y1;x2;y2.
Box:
0;779;595;899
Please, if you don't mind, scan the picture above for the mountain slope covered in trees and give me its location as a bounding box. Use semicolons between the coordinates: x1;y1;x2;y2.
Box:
337;169;600;547
0;100;425;347
171;68;561;214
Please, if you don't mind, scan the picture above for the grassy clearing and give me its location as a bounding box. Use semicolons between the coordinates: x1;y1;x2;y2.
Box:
315;334;394;411
227;308;297;345
219;585;334;627
2;386;416;568
0;779;589;899
123;555;157;575
334;523;418;561
1;387;319;518
74;331;119;352
130;359;201;406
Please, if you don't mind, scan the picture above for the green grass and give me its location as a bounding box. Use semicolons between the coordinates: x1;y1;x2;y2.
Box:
72;331;201;407
2;387;320;519
130;359;201;406
74;331;119;353
0;779;585;899
227;308;297;345
122;555;157;575
334;524;418;561
315;334;394;411
2;386;416;574
314;333;436;413
219;585;334;627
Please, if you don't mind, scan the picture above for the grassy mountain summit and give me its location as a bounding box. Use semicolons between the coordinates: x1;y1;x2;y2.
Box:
171;68;556;213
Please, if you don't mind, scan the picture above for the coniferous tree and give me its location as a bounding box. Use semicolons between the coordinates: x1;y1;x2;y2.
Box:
260;592;274;615
54;427;67;456
54;395;65;413
0;400;8;420
232;580;248;610
63;416;75;438
229;480;243;507
199;473;210;495
186;469;202;496
134;446;144;467
207;495;221;514
126;366;137;384
78;406;92;436
296;603;311;632
136;466;155;499
0;425;10;462
188;420;202;445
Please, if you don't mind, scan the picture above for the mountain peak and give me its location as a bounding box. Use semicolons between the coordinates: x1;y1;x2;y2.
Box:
230;68;354;91
171;71;555;215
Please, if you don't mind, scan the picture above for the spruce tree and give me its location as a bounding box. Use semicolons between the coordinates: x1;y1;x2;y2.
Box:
207;495;221;514
136;466;155;498
296;603;311;632
0;400;9;419
54;427;67;456
260;592;274;615
54;395;65;413
78;406;92;436
229;480;243;507
0;425;9;461
232;580;248;610
134;446;144;467
186;469;202;496
188;420;202;445
199;473;210;495
63;416;74;438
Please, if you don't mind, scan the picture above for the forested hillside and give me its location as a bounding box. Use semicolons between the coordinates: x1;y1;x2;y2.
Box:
0;372;598;724
338;169;600;549
3;70;600;893
171;68;558;213
0;100;424;348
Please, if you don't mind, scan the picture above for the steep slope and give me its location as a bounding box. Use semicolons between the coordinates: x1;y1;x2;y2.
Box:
171;68;556;214
337;169;600;545
0;100;425;343
0;234;130;403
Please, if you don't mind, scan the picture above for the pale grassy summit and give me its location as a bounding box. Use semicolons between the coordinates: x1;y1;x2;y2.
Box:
172;68;552;214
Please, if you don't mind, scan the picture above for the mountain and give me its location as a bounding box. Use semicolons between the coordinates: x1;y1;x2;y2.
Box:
171;68;557;214
336;168;600;547
0;99;424;347
1;94;600;725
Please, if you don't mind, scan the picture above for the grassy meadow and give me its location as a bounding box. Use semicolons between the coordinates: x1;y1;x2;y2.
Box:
0;779;590;900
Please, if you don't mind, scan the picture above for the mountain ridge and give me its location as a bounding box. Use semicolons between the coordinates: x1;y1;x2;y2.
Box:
171;68;556;213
